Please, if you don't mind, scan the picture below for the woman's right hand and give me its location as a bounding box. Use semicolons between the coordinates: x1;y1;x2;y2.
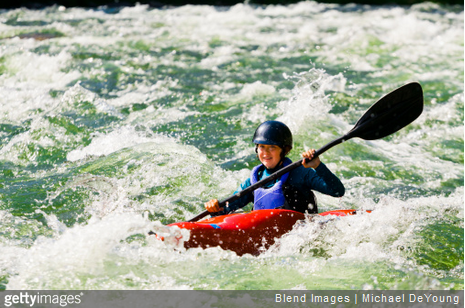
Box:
205;199;223;213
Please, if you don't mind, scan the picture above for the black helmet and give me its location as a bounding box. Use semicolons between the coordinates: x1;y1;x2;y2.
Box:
252;121;293;149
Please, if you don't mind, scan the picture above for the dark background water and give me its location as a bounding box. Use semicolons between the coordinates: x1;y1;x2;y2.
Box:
1;0;462;10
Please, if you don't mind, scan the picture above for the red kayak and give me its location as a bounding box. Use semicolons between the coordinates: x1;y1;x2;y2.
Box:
155;209;368;256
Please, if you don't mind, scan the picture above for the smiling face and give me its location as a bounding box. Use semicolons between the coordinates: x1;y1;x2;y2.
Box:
257;144;283;169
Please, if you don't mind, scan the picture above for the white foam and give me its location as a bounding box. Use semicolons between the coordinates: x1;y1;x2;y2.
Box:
268;188;463;266
0;48;81;122
5;212;150;289
67;126;155;161
278;69;347;134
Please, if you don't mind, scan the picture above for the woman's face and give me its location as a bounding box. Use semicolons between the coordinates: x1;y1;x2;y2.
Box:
257;144;282;169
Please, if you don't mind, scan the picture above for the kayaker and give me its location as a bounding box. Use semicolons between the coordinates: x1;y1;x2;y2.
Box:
205;120;345;215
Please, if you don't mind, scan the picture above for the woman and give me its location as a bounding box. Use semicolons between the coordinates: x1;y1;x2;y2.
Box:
205;121;345;215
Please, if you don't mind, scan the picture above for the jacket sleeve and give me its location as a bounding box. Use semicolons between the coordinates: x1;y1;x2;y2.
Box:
211;178;254;216
308;163;345;197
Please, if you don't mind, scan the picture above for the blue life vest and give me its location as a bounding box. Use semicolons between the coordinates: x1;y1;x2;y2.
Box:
250;158;291;210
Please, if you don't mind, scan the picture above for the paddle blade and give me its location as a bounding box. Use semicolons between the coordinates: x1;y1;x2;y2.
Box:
348;82;424;140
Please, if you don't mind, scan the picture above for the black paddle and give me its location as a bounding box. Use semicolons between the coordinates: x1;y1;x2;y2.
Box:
188;82;424;222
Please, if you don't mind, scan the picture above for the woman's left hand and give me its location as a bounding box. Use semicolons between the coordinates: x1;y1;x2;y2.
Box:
302;149;321;169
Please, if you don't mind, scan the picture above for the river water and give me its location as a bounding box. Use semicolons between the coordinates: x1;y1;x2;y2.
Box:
0;1;463;290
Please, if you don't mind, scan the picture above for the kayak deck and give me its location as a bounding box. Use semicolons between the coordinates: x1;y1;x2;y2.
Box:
159;209;365;256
